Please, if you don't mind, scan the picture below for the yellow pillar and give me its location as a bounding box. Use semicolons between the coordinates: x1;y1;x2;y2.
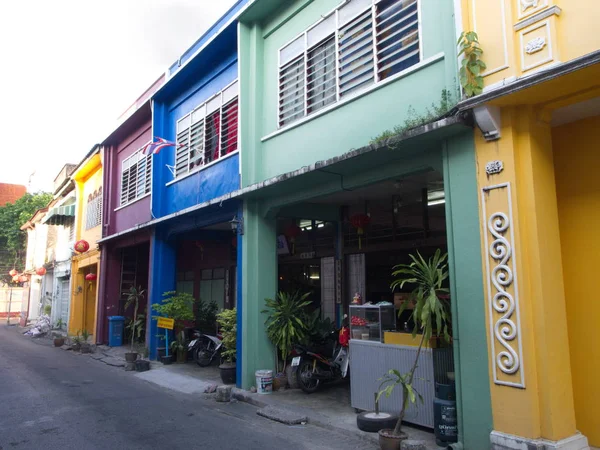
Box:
474;106;588;448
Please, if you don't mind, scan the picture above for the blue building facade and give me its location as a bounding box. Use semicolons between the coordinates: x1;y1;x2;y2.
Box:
147;1;248;371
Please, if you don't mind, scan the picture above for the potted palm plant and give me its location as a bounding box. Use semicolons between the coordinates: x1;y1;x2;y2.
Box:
125;286;145;362
376;250;451;450
217;308;237;384
152;291;195;363
263;291;311;390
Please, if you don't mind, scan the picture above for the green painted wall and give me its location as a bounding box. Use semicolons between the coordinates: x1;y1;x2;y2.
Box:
443;131;493;449
239;0;459;187
241;199;277;388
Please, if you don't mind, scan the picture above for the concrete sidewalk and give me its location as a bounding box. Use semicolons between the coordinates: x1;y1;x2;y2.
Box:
125;360;439;449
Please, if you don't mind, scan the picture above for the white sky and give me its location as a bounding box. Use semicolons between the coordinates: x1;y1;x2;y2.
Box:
0;0;237;193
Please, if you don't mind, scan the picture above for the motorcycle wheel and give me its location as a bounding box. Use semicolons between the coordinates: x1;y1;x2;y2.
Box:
297;359;320;393
194;339;214;367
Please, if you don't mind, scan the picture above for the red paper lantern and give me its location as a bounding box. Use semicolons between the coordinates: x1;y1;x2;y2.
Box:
85;273;97;281
9;269;17;277
18;275;28;283
36;267;47;276
12;275;19;282
350;214;371;249
74;240;90;253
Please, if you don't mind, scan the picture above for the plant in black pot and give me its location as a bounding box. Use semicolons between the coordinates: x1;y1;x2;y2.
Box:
80;329;92;354
217;308;237;384
125;286;145;362
376;250;451;450
152;291;195;364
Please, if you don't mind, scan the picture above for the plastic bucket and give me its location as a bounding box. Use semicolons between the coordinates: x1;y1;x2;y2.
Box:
255;370;273;394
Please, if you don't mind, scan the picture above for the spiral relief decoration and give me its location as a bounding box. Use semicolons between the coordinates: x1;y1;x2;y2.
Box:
482;183;525;388
488;213;520;375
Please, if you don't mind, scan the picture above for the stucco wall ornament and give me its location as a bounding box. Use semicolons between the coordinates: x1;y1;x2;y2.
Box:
521;0;539;12
482;183;525;389
525;37;546;54
486;160;504;175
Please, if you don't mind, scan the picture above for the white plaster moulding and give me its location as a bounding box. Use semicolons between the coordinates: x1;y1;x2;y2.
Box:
514;6;562;32
490;430;589;450
261;52;445;143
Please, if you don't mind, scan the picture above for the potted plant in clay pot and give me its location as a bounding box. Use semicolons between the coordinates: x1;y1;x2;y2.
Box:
217;308;237;384
263;291;311;390
124;286;145;362
376;250;451;450
152;291;195;364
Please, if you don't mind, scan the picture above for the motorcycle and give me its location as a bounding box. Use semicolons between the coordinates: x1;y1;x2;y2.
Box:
291;317;350;393
188;329;223;367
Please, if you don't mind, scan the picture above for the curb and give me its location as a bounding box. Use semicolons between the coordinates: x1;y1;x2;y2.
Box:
231;388;378;445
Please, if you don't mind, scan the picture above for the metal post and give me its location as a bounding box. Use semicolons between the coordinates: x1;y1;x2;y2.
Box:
6;287;13;325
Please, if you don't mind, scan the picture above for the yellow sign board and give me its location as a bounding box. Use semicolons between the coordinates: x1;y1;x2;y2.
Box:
157;317;174;330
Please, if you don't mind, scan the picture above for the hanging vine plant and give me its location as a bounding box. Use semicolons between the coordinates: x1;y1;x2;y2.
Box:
457;31;486;97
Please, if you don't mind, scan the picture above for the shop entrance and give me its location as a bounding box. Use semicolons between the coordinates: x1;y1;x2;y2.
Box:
275;170;454;433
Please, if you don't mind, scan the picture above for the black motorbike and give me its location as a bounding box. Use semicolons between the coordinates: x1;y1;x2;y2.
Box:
291;319;350;393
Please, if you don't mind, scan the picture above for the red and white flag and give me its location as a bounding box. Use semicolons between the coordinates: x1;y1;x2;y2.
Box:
141;137;181;156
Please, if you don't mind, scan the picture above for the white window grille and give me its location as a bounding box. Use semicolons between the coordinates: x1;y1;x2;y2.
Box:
120;149;151;206
85;188;102;230
277;0;420;127
175;80;239;178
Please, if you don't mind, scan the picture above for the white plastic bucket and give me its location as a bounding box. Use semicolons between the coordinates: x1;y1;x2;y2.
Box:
255;369;273;394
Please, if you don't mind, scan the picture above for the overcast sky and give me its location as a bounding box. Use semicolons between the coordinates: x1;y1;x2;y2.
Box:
0;0;237;193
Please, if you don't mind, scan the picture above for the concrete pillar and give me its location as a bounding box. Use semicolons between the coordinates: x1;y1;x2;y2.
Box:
474;106;588;449
240;199;276;388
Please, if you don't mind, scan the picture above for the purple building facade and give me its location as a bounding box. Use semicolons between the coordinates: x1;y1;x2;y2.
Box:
95;75;164;344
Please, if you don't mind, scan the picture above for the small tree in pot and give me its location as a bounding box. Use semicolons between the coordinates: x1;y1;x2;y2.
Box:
377;250;451;449
217;308;237;384
125;286;145;362
152;291;195;363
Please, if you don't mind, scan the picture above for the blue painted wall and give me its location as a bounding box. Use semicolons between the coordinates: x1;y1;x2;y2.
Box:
152;22;241;219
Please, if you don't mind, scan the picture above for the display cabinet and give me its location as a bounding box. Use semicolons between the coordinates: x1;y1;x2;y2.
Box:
349;304;396;342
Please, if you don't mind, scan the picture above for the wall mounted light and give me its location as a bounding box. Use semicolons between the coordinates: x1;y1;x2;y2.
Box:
230;216;244;235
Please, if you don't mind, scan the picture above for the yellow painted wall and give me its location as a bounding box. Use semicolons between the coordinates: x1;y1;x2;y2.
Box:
78;167;103;245
68;252;99;339
462;0;600;89
552;115;600;447
474;106;578;441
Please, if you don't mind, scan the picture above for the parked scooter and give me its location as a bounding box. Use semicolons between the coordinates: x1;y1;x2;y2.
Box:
291;316;350;393
188;329;223;367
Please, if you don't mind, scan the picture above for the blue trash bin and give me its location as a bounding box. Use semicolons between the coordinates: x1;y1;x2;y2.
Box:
108;316;125;347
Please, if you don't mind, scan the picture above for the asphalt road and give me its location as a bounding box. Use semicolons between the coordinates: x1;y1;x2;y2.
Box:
0;326;374;450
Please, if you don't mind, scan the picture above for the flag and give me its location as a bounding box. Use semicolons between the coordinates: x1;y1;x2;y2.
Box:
141;137;181;156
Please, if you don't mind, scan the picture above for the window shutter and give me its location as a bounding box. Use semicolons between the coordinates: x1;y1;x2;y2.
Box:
204;110;220;164
144;154;152;194
279;56;305;126
220;98;238;155
189;119;205;170
307;36;336;113
376;0;420;81
120;169;129;205
176;128;190;177
338;8;375;97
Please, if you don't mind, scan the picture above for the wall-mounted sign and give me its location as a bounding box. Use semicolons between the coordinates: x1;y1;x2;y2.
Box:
299;251;316;259
276;235;290;255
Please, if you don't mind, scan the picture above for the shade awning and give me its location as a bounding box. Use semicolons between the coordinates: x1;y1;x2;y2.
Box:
42;204;75;225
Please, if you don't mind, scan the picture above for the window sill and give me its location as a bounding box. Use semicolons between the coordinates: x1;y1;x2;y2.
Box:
262;52;445;143
114;192;151;212
166;150;239;187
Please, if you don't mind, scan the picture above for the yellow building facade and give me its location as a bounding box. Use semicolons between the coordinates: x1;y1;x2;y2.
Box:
460;1;600;448
68;148;103;342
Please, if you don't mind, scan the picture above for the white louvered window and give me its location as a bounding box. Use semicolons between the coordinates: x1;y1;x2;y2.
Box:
85;188;102;230
175;80;239;179
120;149;152;206
277;0;421;127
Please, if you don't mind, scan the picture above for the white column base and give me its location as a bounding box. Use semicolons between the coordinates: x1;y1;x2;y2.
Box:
491;430;589;450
